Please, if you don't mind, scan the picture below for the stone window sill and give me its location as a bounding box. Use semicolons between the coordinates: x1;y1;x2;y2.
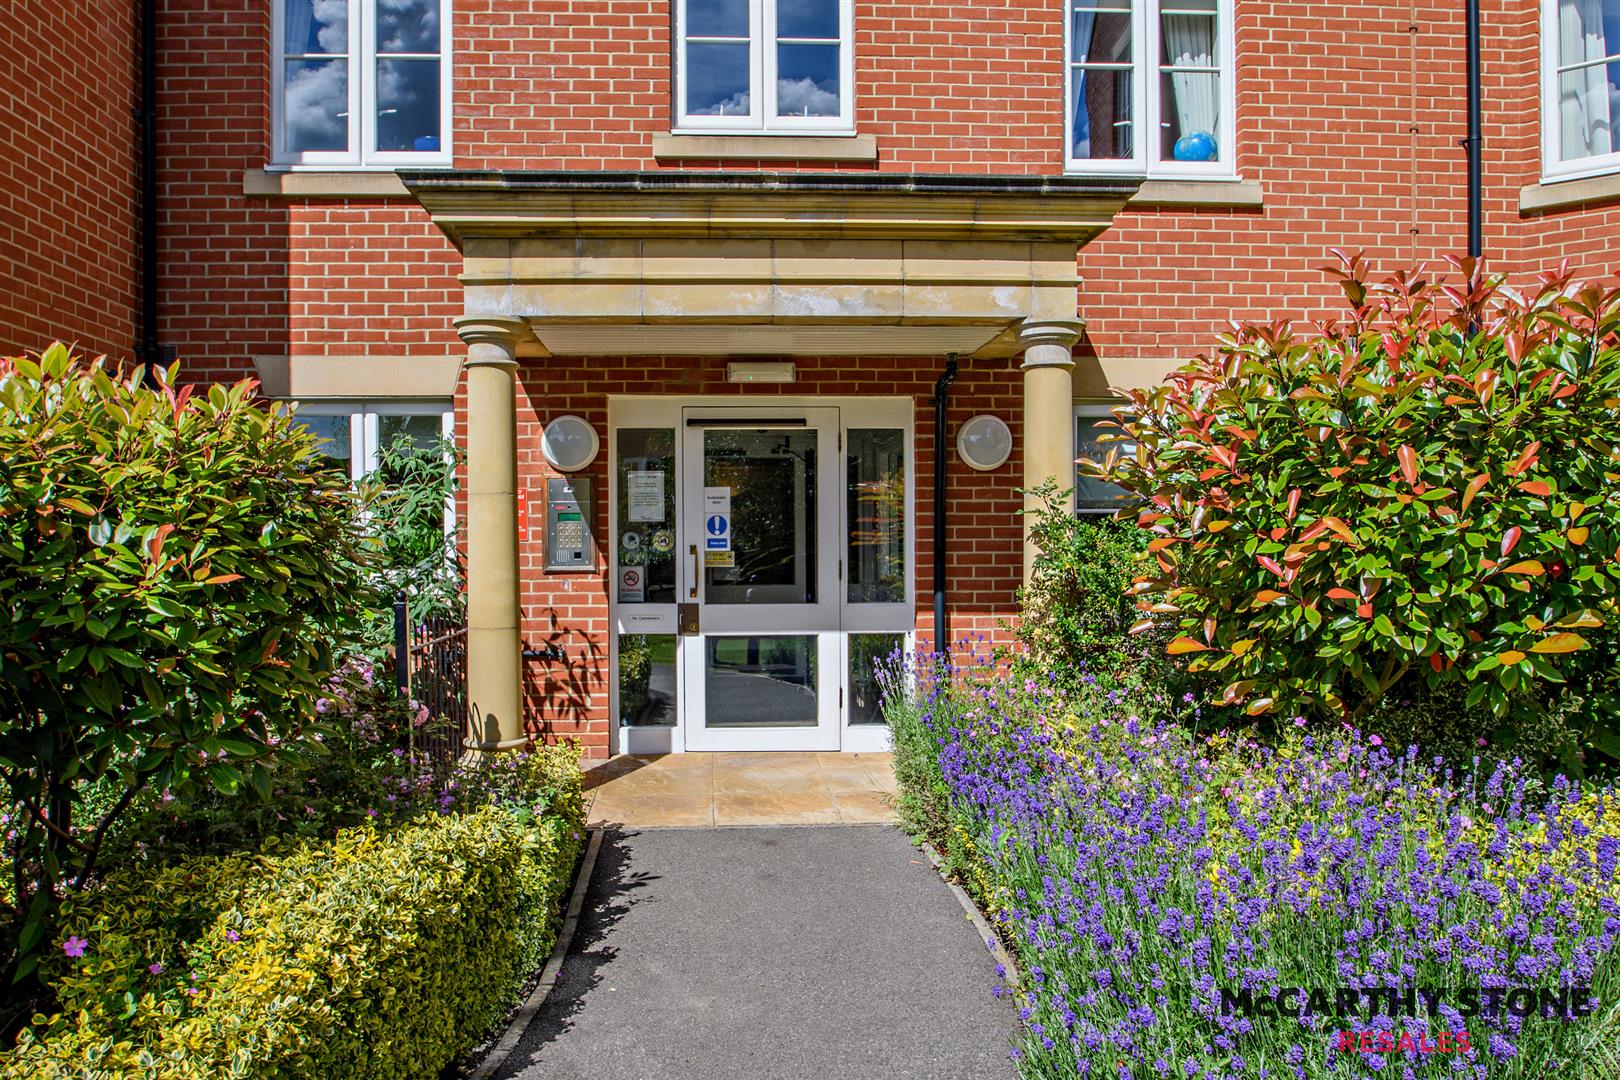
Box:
651;133;878;162
1126;179;1264;208
1519;171;1620;215
242;169;411;198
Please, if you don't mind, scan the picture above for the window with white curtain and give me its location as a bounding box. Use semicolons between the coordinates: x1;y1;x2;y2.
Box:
1066;0;1234;176
1542;0;1620;180
271;0;453;168
673;0;855;132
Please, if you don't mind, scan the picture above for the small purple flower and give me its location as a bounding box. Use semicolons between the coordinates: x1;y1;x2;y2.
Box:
226;929;240;942
148;962;164;974
62;936;87;958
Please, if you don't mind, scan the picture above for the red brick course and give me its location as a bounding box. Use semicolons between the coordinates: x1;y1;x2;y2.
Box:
0;0;138;360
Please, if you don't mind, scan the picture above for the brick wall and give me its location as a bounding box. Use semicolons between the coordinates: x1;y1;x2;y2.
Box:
512;354;1023;751
149;1;1620;385
0;0;138;360
1075;1;1620;371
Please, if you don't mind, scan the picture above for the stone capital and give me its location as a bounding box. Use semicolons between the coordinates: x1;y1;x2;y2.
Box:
1017;319;1084;368
454;315;527;364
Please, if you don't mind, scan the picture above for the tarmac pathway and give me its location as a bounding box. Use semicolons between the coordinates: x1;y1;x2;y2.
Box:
494;825;1017;1080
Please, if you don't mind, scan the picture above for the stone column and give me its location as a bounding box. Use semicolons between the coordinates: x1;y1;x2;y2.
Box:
454;316;527;751
1017;320;1084;585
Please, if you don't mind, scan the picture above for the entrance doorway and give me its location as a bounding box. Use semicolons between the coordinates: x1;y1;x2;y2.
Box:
610;398;912;753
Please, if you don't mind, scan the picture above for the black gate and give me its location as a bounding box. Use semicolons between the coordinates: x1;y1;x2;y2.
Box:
393;595;468;777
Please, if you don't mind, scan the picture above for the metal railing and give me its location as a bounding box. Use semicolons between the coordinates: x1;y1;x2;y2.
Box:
393;595;468;777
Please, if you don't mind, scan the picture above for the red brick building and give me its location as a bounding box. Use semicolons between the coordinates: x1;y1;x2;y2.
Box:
4;1;1618;757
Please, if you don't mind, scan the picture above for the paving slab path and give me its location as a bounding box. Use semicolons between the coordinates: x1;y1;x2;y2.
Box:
495;825;1017;1080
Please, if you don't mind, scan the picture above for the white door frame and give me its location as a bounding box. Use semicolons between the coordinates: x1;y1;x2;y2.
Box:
607;396;914;753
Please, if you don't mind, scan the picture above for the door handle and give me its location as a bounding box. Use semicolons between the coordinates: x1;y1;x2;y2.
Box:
688;544;699;599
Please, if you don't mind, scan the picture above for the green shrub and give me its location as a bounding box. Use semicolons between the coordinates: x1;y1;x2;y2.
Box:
0;344;372;982
1015;482;1165;691
1098;256;1620;771
353;431;464;652
2;748;585;1079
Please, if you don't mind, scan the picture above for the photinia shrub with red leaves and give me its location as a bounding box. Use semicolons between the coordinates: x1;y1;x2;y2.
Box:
1091;254;1620;760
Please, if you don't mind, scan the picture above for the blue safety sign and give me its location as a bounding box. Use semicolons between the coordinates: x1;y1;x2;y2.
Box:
702;486;732;552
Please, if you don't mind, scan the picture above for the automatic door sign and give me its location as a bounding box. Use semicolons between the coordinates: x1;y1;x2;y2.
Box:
703;486;731;551
618;566;645;602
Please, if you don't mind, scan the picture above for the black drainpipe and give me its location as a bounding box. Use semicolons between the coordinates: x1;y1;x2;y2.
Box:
1464;0;1482;259
930;353;959;656
137;0;159;382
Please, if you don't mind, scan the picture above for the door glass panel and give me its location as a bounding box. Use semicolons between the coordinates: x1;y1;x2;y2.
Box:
616;428;677;604
703;428;818;605
847;428;905;603
848;633;903;725
618;633;677;726
705;635;818;727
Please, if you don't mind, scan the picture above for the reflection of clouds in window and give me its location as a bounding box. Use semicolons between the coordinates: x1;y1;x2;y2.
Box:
283;0;348;55
378;0;440;53
686;40;751;115
775;77;838;116
312;0;347;50
284;60;348;152
377;59;441;151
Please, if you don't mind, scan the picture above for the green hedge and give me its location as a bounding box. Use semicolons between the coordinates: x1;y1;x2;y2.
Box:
3;750;585;1079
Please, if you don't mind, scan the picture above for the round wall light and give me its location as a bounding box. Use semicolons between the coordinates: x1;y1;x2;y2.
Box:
957;414;1012;472
541;414;599;472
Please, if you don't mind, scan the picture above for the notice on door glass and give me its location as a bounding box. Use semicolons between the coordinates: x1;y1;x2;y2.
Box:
618;566;645;602
627;471;665;523
703;486;731;552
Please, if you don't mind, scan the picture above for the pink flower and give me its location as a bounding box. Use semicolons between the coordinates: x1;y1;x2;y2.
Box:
225;930;240;942
148;962;164;974
62;936;87;958
1292;715;1306;728
1369;734;1383;747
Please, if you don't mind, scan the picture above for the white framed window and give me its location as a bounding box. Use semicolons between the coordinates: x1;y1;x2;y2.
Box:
1541;0;1620;181
271;0;453;169
1065;0;1235;177
289;400;453;482
1075;404;1137;514
673;0;855;133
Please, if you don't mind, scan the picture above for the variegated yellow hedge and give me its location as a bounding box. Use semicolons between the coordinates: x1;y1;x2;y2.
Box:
2;748;585;1079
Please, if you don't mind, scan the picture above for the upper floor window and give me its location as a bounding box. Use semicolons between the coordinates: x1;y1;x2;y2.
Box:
1066;1;1234;177
674;0;855;133
1542;0;1620;180
272;0;453;168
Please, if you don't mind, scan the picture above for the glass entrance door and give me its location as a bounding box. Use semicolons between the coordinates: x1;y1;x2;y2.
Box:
679;407;842;751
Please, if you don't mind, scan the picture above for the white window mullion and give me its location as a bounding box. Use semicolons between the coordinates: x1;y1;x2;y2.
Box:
355;0;373;165
1138;2;1156;173
757;0;773;126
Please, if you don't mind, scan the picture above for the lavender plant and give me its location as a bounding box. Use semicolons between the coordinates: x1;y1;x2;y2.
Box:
897;649;1620;1079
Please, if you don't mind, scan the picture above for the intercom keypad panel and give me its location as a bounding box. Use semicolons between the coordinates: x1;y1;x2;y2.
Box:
545;477;594;571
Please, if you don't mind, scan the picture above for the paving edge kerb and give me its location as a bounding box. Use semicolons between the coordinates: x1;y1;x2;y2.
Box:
918;839;1021;987
465;827;604;1080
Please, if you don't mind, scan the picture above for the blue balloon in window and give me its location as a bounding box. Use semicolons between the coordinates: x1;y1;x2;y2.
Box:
1173;131;1218;162
414;135;441;152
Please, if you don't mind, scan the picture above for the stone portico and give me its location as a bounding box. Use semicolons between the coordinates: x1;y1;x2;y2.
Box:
404;171;1140;751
